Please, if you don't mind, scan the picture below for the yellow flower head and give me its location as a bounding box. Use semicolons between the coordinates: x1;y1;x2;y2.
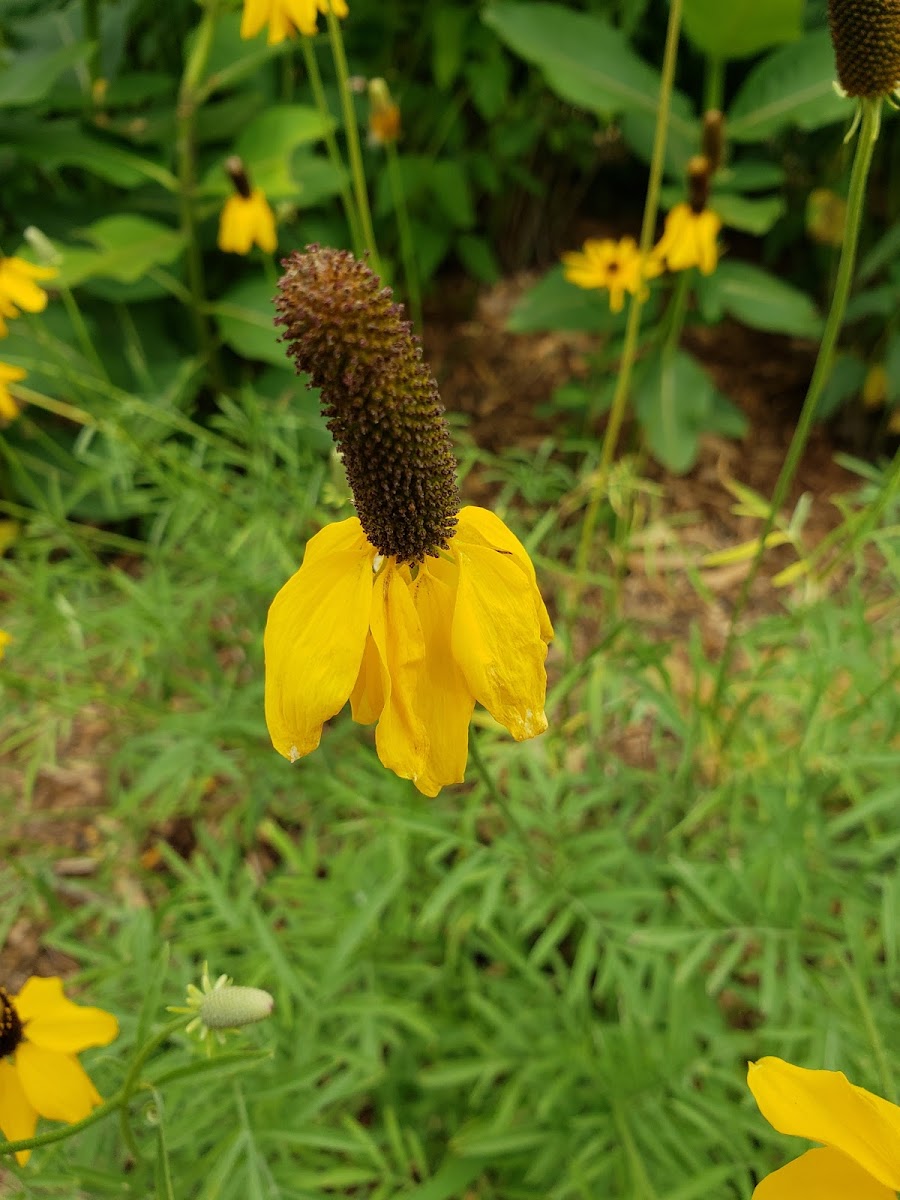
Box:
218;157;277;256
0;257;57;334
748;1056;900;1198
266;247;553;796
561;236;660;313
652;203;721;276
0;976;118;1165
0;361;26;423
240;0;348;43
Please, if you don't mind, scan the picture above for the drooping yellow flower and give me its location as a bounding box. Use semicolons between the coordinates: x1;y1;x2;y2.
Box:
653;202;721;275
748;1056;900;1199
561;236;660;313
218;157;278;255
266;246;553;796
0;976;118;1165
0;257;57;332
240;0;348;43
0;361;26;422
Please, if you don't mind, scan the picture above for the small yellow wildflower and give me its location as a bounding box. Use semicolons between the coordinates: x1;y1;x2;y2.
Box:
0;976;118;1165
653;203;721;275
561;236;660;313
0;630;10;659
0;361;26;423
218;158;277;255
748;1056;900;1198
0;257;58;332
240;0;348;43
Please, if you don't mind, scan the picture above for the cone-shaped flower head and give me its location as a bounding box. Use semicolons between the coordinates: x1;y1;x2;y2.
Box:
0;977;118;1164
266;247;553;795
748;1056;900;1198
828;0;900;98
218;157;277;256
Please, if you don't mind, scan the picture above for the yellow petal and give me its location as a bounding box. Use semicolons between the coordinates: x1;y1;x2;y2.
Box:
240;0;270;39
411;567;475;796
753;1147;895;1200
455;507;553;643
748;1058;900;1190
349;632;385;724
15;977;118;1054
0;1059;37;1165
218;195;254;255
248;189;277;253
0;259;54;313
283;0;320;36
15;1043;102;1124
451;542;548;741
368;565;427;784
264;534;374;760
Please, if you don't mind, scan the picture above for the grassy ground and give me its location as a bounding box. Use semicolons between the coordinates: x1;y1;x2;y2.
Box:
1;321;899;1198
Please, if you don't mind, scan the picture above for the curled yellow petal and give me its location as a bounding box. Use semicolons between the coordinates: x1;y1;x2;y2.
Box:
349;632;385;725
15;977;118;1054
15;1043;102;1124
753;1146;895;1200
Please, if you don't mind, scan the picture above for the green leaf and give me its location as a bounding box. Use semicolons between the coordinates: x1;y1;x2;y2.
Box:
506;266;626;334
49;216;186;287
212;277;284;367
683;0;803;60
3;118;176;190
0;42;92;108
456;233;501;284
728;30;849;142
202;105;335;199
432;7;470;90
817;352;866;419
712;192;785;235
196;11;289;99
710;260;823;337
633;351;712;474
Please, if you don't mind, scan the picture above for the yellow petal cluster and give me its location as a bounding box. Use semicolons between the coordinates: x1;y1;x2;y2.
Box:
218;189;278;255
265;506;553;796
0;976;118;1165
240;0;348;43
0;256;57;337
653;203;721;275
561;236;660;312
748;1056;900;1199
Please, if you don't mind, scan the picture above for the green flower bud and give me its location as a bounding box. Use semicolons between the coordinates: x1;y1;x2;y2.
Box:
199;985;274;1030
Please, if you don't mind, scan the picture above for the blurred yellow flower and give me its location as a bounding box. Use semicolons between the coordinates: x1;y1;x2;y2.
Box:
748;1056;900;1199
0;976;118;1165
652;203;721;275
0;361;26;422
368;78;401;146
0;630;10;659
265;507;553;797
240;0;348;42
218;189;277;255
562;236;660;313
0;257;58;334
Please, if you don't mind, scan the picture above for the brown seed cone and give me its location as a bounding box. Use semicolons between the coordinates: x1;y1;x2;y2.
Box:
828;0;900;97
275;246;460;563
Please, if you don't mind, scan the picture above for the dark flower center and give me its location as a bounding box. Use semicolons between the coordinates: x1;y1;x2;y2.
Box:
0;988;23;1058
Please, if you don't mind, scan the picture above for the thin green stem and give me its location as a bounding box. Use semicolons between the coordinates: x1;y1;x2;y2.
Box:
573;0;684;586
709;98;881;723
81;0;100;95
386;141;422;330
58;285;109;382
299;35;363;254
661;270;691;357
324;4;380;270
704;56;724;113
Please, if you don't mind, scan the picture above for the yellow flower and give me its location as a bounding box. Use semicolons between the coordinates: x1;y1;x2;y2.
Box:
240;0;348;43
652;203;721;275
0;361;26;423
265;506;553;797
748;1056;900;1199
0;257;58;333
561;236;660;313
0;630;10;659
0;976;118;1165
218;188;278;255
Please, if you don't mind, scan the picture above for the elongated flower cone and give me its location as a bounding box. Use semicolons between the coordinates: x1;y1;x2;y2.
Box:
828;0;900;97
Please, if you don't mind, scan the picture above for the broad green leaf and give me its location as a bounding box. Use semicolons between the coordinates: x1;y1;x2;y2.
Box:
728;31;849;142
711;260;822;337
506;266;627;334
47;216;185;287
683;0;803;60
0;42;92;108
817;352;866;419
202;105;335;198
212;277;284;367
633;351;713;474
4;118;176;189
712;192;785;235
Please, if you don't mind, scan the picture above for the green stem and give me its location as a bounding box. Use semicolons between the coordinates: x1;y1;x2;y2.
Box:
709;98;881;723
299;35;363;255
704;56;724;113
661;270;691;357
324;4;380;270
386;141;422;330
573;0;684;585
81;0;100;94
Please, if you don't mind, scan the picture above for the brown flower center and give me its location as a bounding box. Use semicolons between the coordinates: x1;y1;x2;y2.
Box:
0;987;23;1058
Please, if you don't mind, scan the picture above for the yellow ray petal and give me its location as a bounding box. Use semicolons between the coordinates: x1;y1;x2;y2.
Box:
218;195;254;255
753;1147;895;1200
0;1059;37;1165
411;567;475;796
455;507;553;642
15;977;118;1054
369;565;427;785
349;632;385;725
15;1043;102;1124
451;543;548;742
748;1058;900;1190
240;0;271;39
265;543;374;759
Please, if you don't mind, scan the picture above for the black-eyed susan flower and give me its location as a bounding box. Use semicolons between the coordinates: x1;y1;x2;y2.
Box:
218;157;278;256
829;0;900;99
561;236;660;313
0;976;118;1165
240;0;348;43
653;156;721;276
0;361;25;423
0;257;57;334
266;246;553;797
748;1056;900;1199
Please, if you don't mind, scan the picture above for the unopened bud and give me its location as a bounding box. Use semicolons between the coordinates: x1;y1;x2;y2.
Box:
199;985;274;1030
701;110;725;174
23;226;62;267
225;155;252;200
687;155;712;215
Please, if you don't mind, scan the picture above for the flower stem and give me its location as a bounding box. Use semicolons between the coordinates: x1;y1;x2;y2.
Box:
299;34;363;255
709;98;881;726
324;4;380;271
385;140;422;330
573;0;684;586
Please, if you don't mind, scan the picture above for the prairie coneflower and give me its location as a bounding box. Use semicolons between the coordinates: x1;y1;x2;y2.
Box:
0;361;26;422
218;157;277;256
561;236;660;313
0;257;57;335
240;0;348;43
653;155;721;276
828;0;900;98
266;247;553;797
0;977;118;1165
748;1056;900;1198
